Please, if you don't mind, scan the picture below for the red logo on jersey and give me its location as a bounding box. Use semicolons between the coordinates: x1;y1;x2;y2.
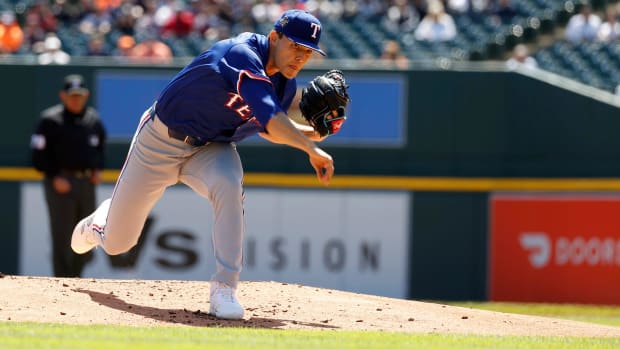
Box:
225;93;252;119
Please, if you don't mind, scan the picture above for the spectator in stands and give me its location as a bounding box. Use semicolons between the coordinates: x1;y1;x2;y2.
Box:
134;0;161;40
311;0;345;20
25;1;58;34
380;39;409;69
87;34;108;56
251;0;282;24
565;3;601;44
447;0;466;14
414;0;457;42
112;34;135;59
192;0;234;38
97;0;122;12
340;0;359;20
214;0;235;23
161;9;195;38
355;0;387;21
154;0;179;29
489;0;519;25
228;0;257;34
56;0;89;24
448;0;489;16
203;23;233;44
383;0;420;34
22;5;51;52
0;11;24;54
112;0;140;35
280;0;306;13
411;0;427;19
597;8;620;42
37;33;71;64
192;0;214;34
129;39;173;63
506;43;538;70
79;0;114;36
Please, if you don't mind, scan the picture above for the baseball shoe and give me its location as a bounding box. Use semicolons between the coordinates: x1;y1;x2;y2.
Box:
71;199;110;254
70;212;101;254
209;281;244;320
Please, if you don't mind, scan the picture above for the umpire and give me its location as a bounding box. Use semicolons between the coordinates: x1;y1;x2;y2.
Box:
30;74;106;277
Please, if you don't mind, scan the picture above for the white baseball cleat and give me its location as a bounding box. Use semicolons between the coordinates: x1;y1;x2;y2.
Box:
209;281;245;320
70;213;101;254
71;198;110;254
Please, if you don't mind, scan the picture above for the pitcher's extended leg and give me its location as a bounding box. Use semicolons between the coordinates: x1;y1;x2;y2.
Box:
72;114;186;255
180;142;245;288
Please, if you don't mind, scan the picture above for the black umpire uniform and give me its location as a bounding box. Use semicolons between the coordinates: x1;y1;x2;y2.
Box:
31;74;106;277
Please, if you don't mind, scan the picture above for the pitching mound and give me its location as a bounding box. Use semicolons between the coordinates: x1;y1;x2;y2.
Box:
1;275;619;337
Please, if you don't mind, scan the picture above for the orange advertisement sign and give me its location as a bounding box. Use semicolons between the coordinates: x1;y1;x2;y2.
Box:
489;194;620;304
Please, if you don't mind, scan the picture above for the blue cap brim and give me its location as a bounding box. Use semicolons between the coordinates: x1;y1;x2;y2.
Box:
287;35;326;56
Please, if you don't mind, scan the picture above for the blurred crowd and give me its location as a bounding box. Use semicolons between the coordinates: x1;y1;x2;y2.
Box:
0;0;535;64
1;0;618;66
564;3;620;44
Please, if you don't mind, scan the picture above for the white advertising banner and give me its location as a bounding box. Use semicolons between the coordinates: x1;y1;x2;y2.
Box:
20;183;410;298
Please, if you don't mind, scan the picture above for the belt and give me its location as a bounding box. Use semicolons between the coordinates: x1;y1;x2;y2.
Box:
59;169;92;179
149;103;209;147
167;128;209;147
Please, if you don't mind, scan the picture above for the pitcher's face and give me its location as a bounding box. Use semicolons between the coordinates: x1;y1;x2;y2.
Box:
271;34;313;78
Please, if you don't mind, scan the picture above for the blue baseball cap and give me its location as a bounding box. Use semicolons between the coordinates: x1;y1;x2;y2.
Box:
273;10;325;56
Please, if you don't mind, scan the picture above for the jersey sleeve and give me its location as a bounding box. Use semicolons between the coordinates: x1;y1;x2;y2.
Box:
219;44;285;127
30;118;57;176
218;44;267;84
237;76;285;127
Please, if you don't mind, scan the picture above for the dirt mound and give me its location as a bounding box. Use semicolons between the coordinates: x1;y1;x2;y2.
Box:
1;275;619;337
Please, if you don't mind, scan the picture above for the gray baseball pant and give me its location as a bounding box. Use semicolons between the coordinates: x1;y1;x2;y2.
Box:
97;108;245;288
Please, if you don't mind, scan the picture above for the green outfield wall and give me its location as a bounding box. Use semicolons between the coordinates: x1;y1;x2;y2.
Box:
2;61;619;301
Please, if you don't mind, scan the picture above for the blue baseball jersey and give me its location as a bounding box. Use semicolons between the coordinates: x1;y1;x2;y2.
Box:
155;32;298;142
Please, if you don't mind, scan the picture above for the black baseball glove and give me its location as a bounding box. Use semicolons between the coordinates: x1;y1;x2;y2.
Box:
299;70;351;137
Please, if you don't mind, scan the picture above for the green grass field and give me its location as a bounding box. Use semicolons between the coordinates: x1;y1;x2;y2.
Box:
450;302;620;327
2;302;620;349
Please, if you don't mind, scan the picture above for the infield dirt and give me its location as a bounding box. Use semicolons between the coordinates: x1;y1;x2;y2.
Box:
1;274;619;337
